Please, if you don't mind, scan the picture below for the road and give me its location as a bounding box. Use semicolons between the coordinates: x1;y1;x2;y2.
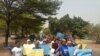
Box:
0;37;11;56
0;37;100;56
87;40;100;56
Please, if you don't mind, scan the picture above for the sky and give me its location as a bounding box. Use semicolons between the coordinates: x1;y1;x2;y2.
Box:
43;0;100;28
55;0;100;24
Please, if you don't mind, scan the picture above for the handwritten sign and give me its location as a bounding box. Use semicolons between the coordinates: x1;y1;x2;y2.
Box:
23;44;44;56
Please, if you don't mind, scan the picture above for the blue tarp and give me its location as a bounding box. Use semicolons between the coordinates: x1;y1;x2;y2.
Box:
77;49;92;56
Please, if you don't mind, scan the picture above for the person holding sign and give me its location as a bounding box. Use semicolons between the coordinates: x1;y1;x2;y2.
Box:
39;38;50;56
74;44;92;56
67;40;76;56
23;39;35;56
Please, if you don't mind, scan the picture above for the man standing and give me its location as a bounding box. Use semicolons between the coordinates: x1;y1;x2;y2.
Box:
59;39;69;56
39;38;50;56
12;41;22;56
67;40;76;56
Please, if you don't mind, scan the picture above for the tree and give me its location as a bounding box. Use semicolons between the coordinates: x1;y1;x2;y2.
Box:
59;14;73;31
43;28;51;35
0;19;6;29
10;13;44;37
48;14;89;38
48;16;59;34
0;19;6;34
71;16;89;37
87;24;100;43
0;0;62;46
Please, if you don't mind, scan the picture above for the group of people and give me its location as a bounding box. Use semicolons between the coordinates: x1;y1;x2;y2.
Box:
11;30;92;56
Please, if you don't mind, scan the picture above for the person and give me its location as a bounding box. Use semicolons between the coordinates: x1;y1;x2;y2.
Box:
11;41;22;56
23;39;35;56
58;39;69;56
26;39;36;48
73;34;80;45
73;34;87;49
39;38;50;56
49;34;55;42
39;38;43;44
73;37;91;56
54;38;62;56
67;40;76;56
50;39;59;56
73;44;92;56
52;39;59;50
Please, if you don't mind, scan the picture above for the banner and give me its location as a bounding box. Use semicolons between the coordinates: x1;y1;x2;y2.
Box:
23;44;44;56
28;49;44;56
77;49;92;56
39;44;50;55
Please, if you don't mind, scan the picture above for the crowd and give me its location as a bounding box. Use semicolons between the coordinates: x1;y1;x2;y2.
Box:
11;30;92;56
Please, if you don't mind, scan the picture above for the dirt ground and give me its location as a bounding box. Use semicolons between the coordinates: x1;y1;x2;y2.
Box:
0;37;12;56
0;37;100;56
87;40;100;56
0;36;27;56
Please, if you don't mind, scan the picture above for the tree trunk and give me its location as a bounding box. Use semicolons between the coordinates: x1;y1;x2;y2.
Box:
96;35;100;44
5;21;10;47
14;30;17;36
21;26;24;38
25;28;29;38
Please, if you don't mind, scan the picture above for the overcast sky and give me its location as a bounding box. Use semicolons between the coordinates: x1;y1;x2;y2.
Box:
44;0;100;28
55;0;100;24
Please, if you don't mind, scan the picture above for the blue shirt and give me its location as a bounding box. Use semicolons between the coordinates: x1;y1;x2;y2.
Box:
68;46;76;56
57;32;64;40
59;44;69;56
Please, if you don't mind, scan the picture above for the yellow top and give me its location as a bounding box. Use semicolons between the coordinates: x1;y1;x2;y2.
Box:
76;39;87;49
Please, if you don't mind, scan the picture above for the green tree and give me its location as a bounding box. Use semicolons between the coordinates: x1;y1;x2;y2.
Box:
58;14;89;37
48;14;89;38
10;13;44;37
0;19;6;35
72;16;89;37
0;19;6;29
59;14;73;31
0;0;62;46
43;28;51;35
48;16;59;34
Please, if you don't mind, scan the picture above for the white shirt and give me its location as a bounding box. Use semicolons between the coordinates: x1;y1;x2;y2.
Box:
12;47;22;56
39;41;43;44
